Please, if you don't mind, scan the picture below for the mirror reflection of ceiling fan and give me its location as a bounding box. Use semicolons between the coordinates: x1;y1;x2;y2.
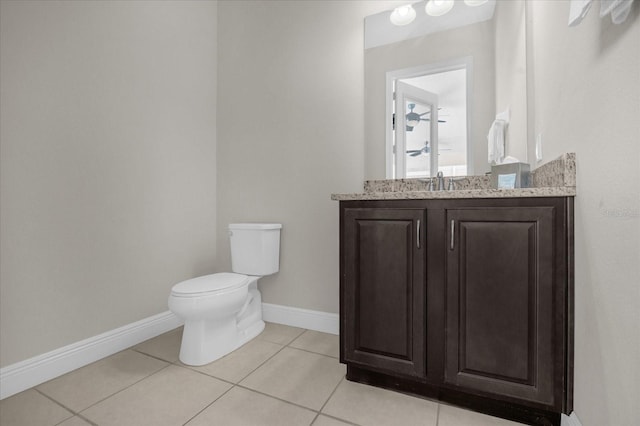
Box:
406;140;452;156
393;103;447;131
404;103;446;131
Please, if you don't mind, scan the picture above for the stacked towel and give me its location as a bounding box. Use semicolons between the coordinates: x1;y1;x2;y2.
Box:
569;0;634;26
569;0;592;26
600;0;634;24
487;120;506;165
487;109;510;165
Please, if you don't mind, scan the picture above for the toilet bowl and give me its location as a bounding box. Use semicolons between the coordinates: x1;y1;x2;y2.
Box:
168;223;281;366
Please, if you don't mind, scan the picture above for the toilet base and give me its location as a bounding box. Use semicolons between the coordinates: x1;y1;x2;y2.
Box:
178;279;265;366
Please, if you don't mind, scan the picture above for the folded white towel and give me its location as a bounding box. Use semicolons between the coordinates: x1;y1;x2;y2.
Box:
487;119;506;165
601;0;634;24
569;0;592;26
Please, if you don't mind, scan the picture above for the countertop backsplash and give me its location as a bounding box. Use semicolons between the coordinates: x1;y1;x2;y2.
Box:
332;153;576;200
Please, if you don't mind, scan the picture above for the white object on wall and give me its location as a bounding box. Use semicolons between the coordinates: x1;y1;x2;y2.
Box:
600;0;634;24
487;108;510;164
568;0;592;26
569;0;634;25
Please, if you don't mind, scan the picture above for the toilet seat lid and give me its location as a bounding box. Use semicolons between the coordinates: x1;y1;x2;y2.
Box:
171;273;249;296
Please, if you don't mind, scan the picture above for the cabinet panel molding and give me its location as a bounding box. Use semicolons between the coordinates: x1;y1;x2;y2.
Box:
342;208;426;378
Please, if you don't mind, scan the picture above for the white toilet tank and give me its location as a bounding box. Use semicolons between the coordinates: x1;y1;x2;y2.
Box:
229;223;282;276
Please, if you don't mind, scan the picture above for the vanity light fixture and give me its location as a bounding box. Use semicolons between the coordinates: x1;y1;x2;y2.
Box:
425;0;454;17
464;0;488;6
390;4;417;26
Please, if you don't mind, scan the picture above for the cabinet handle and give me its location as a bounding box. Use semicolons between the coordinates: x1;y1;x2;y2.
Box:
417;219;421;249
450;219;455;250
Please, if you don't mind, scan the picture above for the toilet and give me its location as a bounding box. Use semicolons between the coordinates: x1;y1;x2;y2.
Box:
168;223;282;366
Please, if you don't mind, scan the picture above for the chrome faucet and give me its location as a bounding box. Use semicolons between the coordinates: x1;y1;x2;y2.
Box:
448;178;456;191
437;171;445;191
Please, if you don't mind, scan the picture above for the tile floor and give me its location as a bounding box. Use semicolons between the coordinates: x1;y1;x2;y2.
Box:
0;323;525;426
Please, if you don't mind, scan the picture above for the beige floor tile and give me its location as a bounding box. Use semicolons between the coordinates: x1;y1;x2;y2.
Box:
257;322;305;345
240;347;345;410
56;416;93;426
133;327;183;362
82;364;231;426
312;415;356;426
0;389;73;426
186;386;316;426
438;403;526;426
322;380;438;426
290;330;340;358
37;350;167;412
188;338;283;383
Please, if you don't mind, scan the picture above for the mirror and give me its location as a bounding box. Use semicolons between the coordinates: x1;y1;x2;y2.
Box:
364;0;530;179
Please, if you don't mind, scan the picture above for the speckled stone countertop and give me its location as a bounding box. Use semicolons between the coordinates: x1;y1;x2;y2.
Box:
331;153;576;201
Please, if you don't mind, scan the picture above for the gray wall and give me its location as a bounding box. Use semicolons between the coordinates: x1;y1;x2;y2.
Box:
215;0;388;314
0;1;218;367
529;2;640;425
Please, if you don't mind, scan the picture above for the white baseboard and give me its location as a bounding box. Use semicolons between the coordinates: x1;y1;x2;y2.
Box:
262;303;339;335
561;412;583;426
0;311;182;400
0;303;338;400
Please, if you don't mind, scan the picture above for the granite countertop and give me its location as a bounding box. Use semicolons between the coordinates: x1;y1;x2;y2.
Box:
331;153;576;201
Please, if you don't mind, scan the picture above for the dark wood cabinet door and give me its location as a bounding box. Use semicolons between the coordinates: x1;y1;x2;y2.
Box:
445;206;557;406
342;208;426;378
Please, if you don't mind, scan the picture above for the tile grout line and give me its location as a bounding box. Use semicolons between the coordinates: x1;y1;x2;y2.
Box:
131;347;180;364
71;362;174;420
178;329;306;425
309;375;363;426
233;382;321;415
287;345;339;360
436;401;441;426
35;387;98;426
180;380;237;426
32;389;76;424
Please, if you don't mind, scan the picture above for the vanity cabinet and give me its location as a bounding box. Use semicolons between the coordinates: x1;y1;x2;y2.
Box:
339;197;573;426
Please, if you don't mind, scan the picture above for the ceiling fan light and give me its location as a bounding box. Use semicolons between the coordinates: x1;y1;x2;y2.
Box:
390;4;416;26
425;0;454;17
464;0;488;6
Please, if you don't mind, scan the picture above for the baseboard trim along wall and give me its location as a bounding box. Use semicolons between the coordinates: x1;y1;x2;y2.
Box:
262;303;339;335
0;311;183;400
0;303;338;400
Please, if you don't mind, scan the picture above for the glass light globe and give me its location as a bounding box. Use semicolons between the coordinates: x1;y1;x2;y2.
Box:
425;0;454;17
464;0;489;6
390;4;417;26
